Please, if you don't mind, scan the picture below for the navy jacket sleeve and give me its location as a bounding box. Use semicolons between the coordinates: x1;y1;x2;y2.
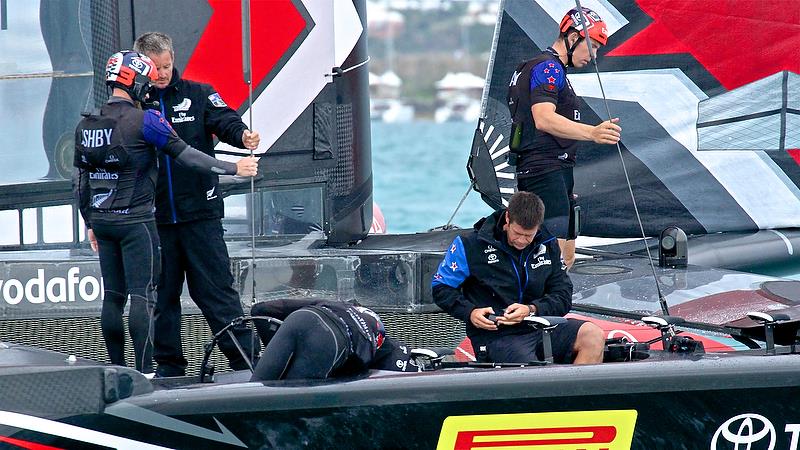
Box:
528;240;573;316
141;109;187;156
431;236;476;323
202;86;248;148
142;110;237;175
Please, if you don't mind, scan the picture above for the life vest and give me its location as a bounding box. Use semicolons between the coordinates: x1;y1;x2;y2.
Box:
506;52;580;174
74;112;131;210
507;58;539;154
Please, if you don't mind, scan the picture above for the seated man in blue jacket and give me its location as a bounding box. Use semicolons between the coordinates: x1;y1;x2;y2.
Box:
432;191;604;364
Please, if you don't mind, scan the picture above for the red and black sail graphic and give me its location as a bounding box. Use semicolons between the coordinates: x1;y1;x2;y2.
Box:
472;0;800;237
182;0;308;111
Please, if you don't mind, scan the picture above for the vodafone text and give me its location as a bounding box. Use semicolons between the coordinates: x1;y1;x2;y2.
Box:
0;268;103;305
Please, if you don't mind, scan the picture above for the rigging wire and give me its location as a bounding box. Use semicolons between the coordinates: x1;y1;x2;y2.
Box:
242;0;256;299
444;181;475;229
478;0;507;118
324;56;371;78
573;0;669;316
445;0;507;229
242;0;258;362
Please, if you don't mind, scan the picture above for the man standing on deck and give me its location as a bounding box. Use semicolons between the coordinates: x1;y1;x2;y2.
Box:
73;50;258;373
508;7;621;269
133;32;260;376
431;192;604;365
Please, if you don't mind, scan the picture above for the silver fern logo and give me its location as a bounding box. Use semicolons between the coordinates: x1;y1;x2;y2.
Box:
91;191;113;208
173;98;192;112
474;118;515;209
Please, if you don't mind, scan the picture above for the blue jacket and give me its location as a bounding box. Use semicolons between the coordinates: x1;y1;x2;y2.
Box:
431;210;573;340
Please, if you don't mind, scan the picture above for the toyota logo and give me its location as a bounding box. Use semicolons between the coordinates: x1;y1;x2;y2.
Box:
711;413;776;450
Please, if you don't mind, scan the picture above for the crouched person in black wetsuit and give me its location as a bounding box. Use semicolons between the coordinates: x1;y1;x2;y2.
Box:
250;299;420;381
72;50;258;373
431;192;604;365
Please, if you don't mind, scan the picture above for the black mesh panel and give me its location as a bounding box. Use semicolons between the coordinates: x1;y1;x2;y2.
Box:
0;312;465;374
89;0;120;108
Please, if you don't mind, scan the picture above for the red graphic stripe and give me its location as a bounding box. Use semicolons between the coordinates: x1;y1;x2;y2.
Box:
788;149;800;166
0;436;63;450
609;0;800;90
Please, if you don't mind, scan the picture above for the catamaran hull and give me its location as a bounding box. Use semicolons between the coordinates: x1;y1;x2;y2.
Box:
3;354;799;449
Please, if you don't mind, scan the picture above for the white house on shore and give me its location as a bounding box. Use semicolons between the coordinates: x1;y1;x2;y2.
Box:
369;71;415;123
434;71;484;123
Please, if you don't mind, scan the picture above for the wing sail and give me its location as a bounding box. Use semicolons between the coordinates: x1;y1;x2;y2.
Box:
473;0;800;237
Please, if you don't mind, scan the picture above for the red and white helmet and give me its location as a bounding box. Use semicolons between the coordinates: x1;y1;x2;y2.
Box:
105;50;158;102
559;7;608;46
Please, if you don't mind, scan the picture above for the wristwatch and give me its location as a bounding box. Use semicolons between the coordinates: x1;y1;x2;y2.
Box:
527;304;537;316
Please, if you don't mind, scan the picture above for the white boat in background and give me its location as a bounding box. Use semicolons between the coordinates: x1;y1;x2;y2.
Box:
434;93;481;123
369;71;415;122
434;71;483;122
370;97;415;122
366;3;414;122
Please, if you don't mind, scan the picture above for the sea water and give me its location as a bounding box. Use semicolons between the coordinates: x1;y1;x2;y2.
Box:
371;120;492;234
371;120;800;280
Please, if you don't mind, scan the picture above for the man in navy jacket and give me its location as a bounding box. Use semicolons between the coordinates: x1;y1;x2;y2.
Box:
432;192;603;364
134;32;260;376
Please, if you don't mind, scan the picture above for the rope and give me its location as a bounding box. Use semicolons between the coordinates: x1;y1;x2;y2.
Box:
573;0;669;315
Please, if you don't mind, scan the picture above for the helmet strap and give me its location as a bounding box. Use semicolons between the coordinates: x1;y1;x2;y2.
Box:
563;35;573;68
564;32;585;68
130;74;153;104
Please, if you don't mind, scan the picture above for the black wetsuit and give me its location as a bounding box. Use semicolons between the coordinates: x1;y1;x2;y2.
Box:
145;69;256;376
73;96;238;373
431;210;584;363
250;299;419;380
510;49;581;238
